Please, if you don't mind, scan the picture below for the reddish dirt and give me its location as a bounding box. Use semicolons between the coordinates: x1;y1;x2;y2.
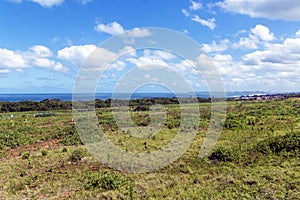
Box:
8;139;59;157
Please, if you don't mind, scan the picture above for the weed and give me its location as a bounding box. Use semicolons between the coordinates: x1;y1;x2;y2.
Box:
81;171;126;190
68;148;86;162
41;149;48;156
59;125;83;145
21;151;30;159
254;131;300;155
208;146;235;162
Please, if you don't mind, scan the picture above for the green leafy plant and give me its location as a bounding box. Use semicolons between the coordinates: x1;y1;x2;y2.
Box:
21;151;30;160
254;131;300;155
68;148;86;162
82;171;126;190
208;146;234;162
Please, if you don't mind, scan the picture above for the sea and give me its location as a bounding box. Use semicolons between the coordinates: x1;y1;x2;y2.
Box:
0;92;268;102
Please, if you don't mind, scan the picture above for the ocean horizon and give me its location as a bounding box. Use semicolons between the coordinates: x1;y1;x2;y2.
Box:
0;91;274;102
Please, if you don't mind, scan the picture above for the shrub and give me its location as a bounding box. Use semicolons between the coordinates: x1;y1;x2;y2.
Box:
68;148;86;162
255;131;300;154
0;129;33;148
41;150;48;156
59;126;83;145
21;151;30;159
82;171;126;190
34;112;55;117
208;146;234;162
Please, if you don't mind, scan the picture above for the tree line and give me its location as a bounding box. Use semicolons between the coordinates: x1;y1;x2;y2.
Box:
0;97;212;113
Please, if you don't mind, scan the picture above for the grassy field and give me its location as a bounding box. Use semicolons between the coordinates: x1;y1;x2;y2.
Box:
0;99;299;199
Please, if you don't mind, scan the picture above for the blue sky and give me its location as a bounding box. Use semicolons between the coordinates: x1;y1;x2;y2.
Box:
0;0;300;93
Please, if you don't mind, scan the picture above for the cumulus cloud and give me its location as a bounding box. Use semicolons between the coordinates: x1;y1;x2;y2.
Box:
182;1;216;30
192;15;216;30
216;0;300;21
217;34;300;90
125;28;151;38
0;48;28;68
57;44;97;66
182;9;190;17
7;0;64;7
95;22;151;38
0;45;67;72
94;21;125;35
126;57;168;68
296;29;300;37
189;0;202;11
0;69;10;73
29;45;53;57
242;37;300;67
232;35;258;50
36;76;55;81
251;25;275;41
201;39;230;53
232;24;275;50
79;0;92;4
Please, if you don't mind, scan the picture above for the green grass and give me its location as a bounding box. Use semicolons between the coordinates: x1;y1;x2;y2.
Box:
0;99;299;199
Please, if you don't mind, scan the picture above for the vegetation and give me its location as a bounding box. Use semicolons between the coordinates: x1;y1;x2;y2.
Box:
0;98;299;199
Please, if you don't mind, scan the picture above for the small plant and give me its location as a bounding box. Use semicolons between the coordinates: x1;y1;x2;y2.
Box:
21;151;30;159
59;125;83;145
208;146;234;162
82;171;126;190
254;131;300;155
68;148;86;162
62;147;67;152
41;150;48;156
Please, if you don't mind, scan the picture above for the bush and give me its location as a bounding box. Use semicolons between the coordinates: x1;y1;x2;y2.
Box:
68;148;86;162
59;126;83;145
60;131;83;146
41;150;48;156
255;131;300;154
21;151;30;159
82;172;126;190
34;112;55;117
208;146;234;162
0;129;34;148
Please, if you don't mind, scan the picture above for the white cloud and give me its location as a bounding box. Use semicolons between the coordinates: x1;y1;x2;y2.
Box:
79;0;92;4
296;29;300;37
243;37;300;66
29;45;53;57
182;9;190;17
125;28;151;38
126;57;168;68
232;25;274;50
153;50;176;60
211;54;235;75
201;39;230;53
217;0;300;21
189;0;202;11
31;0;63;7
232;35;258;50
192;15;216;30
0;69;10;73
0;45;67;72
204;30;300;91
251;25;275;41
95;21;125;35
110;61;126;71
57;44;97;66
0;48;28;68
95;22;151;38
8;0;64;7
